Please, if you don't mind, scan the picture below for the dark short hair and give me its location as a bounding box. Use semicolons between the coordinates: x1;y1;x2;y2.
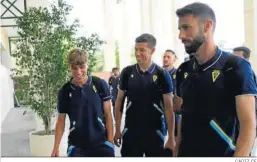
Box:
135;33;156;48
176;2;216;31
233;46;251;59
165;49;176;57
112;67;119;72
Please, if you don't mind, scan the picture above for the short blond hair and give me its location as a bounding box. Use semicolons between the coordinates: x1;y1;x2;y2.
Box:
67;48;88;66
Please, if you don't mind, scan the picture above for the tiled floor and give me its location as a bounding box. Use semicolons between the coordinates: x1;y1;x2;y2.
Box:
1;107;36;156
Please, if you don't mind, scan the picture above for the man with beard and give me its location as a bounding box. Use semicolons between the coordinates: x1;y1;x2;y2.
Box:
114;33;176;157
233;46;257;89
163;50;181;145
174;2;257;157
163;50;177;91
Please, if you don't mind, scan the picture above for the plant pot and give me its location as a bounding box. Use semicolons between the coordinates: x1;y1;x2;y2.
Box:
29;130;55;156
29;130;68;157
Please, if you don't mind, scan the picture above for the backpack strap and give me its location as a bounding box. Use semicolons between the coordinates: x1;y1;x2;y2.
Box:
223;54;238;72
222;54;239;100
222;54;238;96
121;65;134;92
91;76;105;99
59;81;73;114
155;65;165;89
253;71;257;85
62;81;72;99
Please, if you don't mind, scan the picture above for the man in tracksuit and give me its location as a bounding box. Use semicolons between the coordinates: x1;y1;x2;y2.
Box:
108;67;120;118
233;46;257;82
114;33;176;157
51;48;114;157
163;49;177;89
163;49;181;150
175;2;257;157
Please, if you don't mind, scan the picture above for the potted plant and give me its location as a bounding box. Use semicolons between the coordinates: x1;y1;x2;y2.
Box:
12;1;79;156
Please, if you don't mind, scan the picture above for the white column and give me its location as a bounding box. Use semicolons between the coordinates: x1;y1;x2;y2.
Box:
102;0;116;72
140;0;153;33
150;0;163;65
244;0;257;73
118;0;132;70
140;0;169;65
139;0;183;67
173;0;188;67
161;0;176;52
152;0;179;66
0;28;9;51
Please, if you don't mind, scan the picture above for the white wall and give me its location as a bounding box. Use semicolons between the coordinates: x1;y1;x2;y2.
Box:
1;27;14;124
118;0;185;68
0;64;14;124
1;50;12;69
245;0;257;73
118;0;141;69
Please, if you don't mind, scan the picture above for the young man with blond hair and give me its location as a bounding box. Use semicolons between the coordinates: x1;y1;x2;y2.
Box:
51;48;114;157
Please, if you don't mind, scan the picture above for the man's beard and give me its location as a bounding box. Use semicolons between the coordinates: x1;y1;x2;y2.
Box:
184;35;205;55
163;63;169;68
163;64;173;68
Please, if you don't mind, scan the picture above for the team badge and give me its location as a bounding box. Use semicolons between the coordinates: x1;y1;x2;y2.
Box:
184;72;188;79
212;70;220;82
93;85;97;92
153;75;158;82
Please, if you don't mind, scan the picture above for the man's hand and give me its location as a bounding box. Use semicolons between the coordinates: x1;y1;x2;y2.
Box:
114;130;122;147
164;137;176;152
173;116;182;157
114;89;125;147
162;93;176;155
173;95;183;113
173;137;181;157
51;148;59;157
108;138;114;144
103;100;114;146
52;114;66;157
